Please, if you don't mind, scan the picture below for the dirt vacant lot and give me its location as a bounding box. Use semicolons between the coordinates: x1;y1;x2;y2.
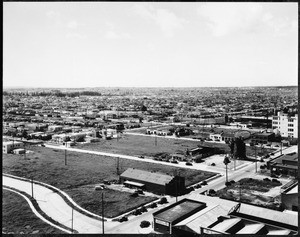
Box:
216;178;283;210
3;146;215;217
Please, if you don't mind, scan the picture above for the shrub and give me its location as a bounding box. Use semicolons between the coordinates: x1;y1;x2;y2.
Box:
201;181;207;185
119;216;128;222
225;182;231;187
133;209;142;216
263;178;271;182
272;178;280;183
158;197;168;204
131;192;139;197
140;206;148;213
211;163;216;166
230;180;235;184
149;203;157;208
140;220;151;228
208;189;216;195
195;184;202;189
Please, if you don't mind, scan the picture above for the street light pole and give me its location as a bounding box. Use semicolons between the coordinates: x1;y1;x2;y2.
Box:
102;193;105;234
255;145;257;173
226;163;228;183
71;207;74;233
31;176;34;199
65;141;67;165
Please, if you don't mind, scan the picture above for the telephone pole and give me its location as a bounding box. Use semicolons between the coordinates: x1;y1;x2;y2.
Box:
102;193;105;234
255;145;257;173
31;176;34;198
71;207;74;233
65;141;67;165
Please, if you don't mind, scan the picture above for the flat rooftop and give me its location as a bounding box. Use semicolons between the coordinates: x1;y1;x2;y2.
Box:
154;199;206;223
270;153;298;165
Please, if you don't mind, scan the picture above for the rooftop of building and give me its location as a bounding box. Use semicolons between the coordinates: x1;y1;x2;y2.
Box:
153;199;206;223
3;141;23;145
120;168;175;186
269;152;298;164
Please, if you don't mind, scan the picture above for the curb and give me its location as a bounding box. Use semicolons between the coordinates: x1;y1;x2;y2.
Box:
3;186;73;234
3;173;107;221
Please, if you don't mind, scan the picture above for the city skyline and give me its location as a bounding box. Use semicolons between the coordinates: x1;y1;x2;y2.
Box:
3;2;298;88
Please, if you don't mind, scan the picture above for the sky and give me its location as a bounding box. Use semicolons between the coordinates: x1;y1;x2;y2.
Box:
3;2;298;88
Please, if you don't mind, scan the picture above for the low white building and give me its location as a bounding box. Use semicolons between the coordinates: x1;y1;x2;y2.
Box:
3;141;24;154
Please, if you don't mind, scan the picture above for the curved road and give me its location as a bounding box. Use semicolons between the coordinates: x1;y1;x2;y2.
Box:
3;175;118;234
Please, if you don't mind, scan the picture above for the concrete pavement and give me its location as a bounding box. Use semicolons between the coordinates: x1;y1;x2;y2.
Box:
3;175;119;234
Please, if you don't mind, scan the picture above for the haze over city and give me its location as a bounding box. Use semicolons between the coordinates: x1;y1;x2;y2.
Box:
3;2;298;88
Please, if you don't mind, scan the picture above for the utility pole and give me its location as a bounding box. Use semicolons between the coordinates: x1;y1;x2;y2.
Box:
65;141;67;165
239;184;242;203
24;142;26;159
116;157;120;176
155;134;157;146
102;193;104;234
31;176;34;199
255;145;257;173
71;207;74;233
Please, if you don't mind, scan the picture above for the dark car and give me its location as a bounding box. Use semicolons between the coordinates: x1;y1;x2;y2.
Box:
186;162;193;166
171;160;178;164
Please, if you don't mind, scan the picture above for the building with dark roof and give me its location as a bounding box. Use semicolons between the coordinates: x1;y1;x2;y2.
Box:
251;132;275;144
153;199;207;234
267;152;298;177
119;168;185;196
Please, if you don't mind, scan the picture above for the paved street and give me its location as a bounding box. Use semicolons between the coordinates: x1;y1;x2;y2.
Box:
4;140;297;234
3;175;118;234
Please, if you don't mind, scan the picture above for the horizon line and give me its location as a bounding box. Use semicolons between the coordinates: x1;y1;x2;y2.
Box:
3;85;298;89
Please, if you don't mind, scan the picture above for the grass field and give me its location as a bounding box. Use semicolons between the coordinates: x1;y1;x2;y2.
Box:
3;146;215;217
77;134;274;158
2;189;64;234
216;178;282;210
77;134;201;157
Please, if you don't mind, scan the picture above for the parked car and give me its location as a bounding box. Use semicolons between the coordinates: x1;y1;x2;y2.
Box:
171;160;178;164
186;162;193;166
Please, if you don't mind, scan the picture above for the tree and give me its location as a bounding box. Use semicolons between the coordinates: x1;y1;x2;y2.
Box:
234;137;246;159
228;140;235;155
260;165;265;172
141;105;147;112
140;221;150;228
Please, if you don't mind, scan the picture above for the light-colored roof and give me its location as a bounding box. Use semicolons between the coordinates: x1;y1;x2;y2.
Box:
174;205;228;231
3;141;23;145
121;168;174;186
287;185;298;194
187;193;298;228
267;230;291;235
123;180;145;187
236;223;265;234
212;218;241;232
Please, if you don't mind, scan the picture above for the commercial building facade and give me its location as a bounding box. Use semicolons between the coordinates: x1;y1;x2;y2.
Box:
267;152;298;177
272;112;298;138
